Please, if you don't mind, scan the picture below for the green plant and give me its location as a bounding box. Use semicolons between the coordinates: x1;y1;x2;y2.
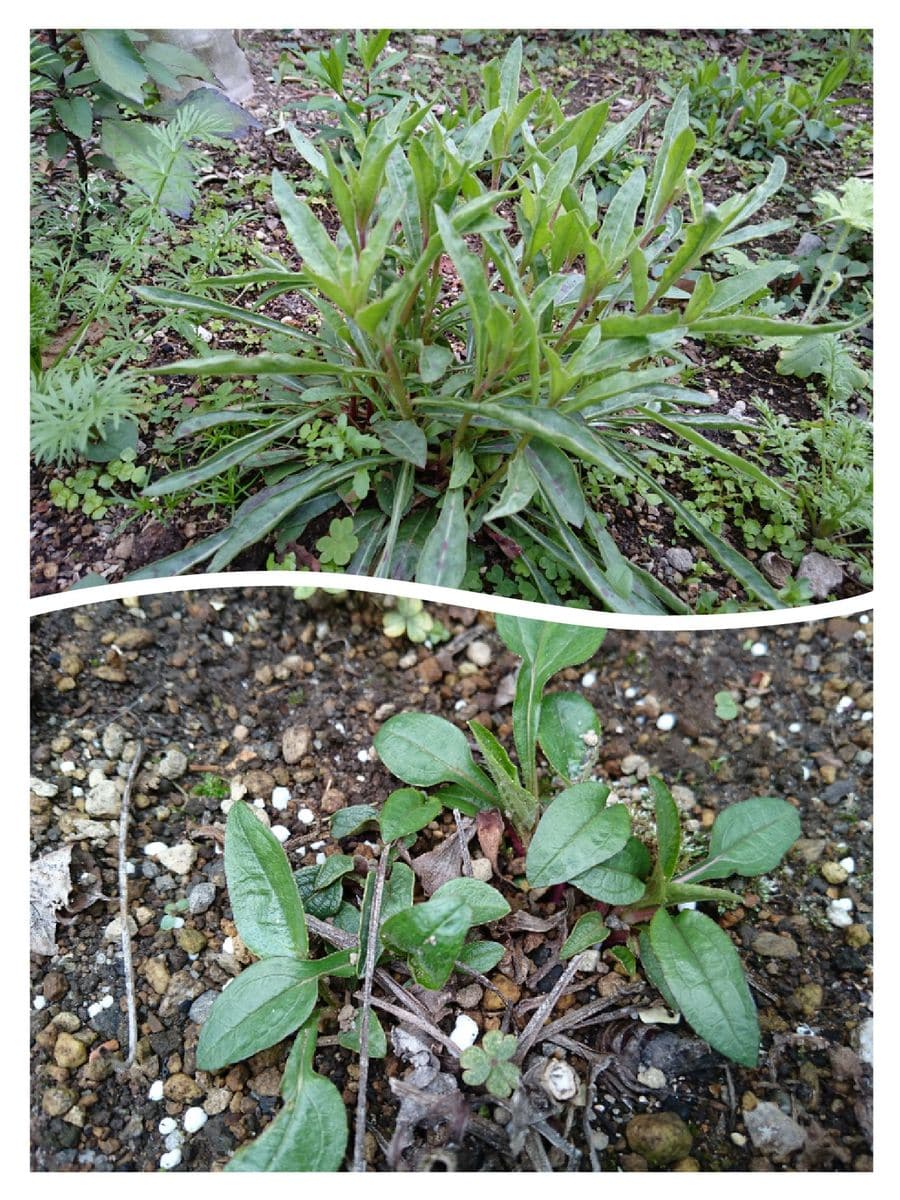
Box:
192;773;230;800
382;596;449;643
134;36;865;610
31;363;146;467
375;615;801;1066
316;516;359;567
460;1029;520;1097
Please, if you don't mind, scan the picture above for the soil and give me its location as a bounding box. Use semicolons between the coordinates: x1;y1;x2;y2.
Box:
29;29;873;604
30;589;873;1171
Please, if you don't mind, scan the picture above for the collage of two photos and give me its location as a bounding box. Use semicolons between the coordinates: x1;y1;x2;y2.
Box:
28;26;875;1174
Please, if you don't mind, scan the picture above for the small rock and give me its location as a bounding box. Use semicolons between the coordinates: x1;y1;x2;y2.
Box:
144;959;171;996
249;1067;282;1097
456;984;483;1009
148;1080;165;1102
42;1086;78;1117
790;983;824;1018
158;747;189;780
282;724;311;764
626;1112;693;1165
636;1066;667;1090
102;723;127;759
826;899;854;928
115;627;155;650
53;1032;88;1069
176;927;207;956
188;990;218;1026
796;552;843;600
163;1073;203;1103
743;1101;806;1158
540;1058;578;1101
417;655;443;684
450;1014;479;1050
159;1149;182;1171
188;882;216;915
856;1017;873;1065
156;842;198;876
103;914;137;942
183;1107;208;1133
759;552;792;589
203;1087;231;1115
43;971;68;1002
466;640;492;668
845;924;871;948
85;780;121;817
665;548;694;573
470;857;493;882
656;713;677;732
271;786;291;810
484;974;521;1011
621;753;650;780
752;932;799;960
821;861;849;885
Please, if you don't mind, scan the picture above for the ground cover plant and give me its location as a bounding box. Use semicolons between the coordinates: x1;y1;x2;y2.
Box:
29;31;873;604
188;615;799;1168
30;592;873;1171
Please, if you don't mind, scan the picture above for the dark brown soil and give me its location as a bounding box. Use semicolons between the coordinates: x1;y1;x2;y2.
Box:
30;590;873;1171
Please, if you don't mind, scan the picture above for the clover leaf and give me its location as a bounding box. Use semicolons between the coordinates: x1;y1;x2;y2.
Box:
316;517;358;567
460;1029;520;1098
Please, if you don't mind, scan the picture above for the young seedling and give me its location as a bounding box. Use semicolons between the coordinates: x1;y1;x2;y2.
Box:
460;1030;521;1098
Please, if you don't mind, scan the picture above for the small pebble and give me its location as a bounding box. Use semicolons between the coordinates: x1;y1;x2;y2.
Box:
581;671;597;688
839;857;855;874
297;807;315;825
148;1081;164;1102
836;696;854;713
656;713;677;732
33;995;47;1011
750;642;767;657
158;1117;177;1135
449;1014;479;1050
271;825;290;843
183;1107;208;1133
788;722;802;733
159;1149;182;1171
826;898;854;928
271;786;291;810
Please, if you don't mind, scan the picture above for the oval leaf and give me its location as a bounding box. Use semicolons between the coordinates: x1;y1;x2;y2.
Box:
526;783;630;888
572;836;651;905
561;912;610;960
538;691;600;783
380;787;443;842
375;713;497;807
433;877;511;924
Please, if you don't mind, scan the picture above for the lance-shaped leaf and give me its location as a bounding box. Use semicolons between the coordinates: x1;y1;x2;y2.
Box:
224;801;308;959
681;797;801;883
571;836;650;906
560;912;610;960
468;720;538;834
526;783;630;887
649;776;681;883
647;907;759;1067
416;488;468;588
226;1020;348;1171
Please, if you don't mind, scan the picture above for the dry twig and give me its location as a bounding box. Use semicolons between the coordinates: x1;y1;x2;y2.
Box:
118;741;143;1067
352;846;391;1172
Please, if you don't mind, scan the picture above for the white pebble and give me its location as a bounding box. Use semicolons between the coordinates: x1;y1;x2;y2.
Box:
357;749;370;763
310;840;325;850
88;1001;103;1019
750;642;767;657
656;713;677;732
449;1014;480;1050
159;1149;182;1171
148;1080;164;1102
836;696;854;712
183;1107;208;1133
33;995;47;1011
788;722;802;733
144;842;167;857
222;936;235;955
861;711;873;722
826;899;854;928
454;699;467;711
581;671;597;688
222;630;234;647
315;852;327;865
60;760;77;774
158;1117;177;1135
271;786;291;810
839;857;855;874
297;807;315;825
253;797;265;808
624;686;638;699
101;994;113;1009
164;1129;184;1153
271;825;290;843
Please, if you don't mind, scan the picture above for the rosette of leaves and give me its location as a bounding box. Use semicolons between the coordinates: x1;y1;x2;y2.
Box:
460;1030;521;1098
132;36;867;610
374;614;802;1066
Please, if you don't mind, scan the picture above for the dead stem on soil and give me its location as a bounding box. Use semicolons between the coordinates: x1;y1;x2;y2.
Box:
513;956;582;1064
352;845;391;1172
118;741;143;1068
